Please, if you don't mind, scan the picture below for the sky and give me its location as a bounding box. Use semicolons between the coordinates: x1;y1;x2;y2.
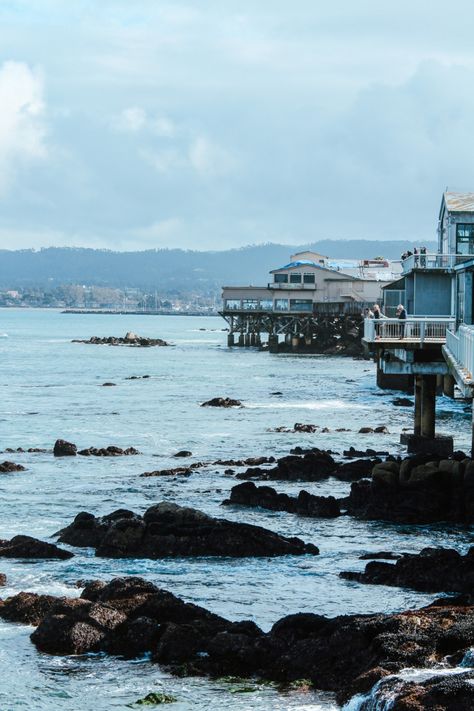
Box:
1;0;474;251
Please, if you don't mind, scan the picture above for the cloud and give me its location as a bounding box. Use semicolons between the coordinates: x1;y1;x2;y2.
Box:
0;61;47;196
189;136;235;177
114;106;147;132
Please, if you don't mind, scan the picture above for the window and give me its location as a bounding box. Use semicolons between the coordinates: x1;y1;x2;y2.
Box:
274;299;289;311
303;273;315;284
456;224;474;255
259;299;273;311
290;299;313;312
274;273;288;283
225;299;241;310
289;273;302;283
242;299;258;310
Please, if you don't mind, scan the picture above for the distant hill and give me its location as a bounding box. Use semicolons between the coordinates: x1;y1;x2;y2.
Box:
0;240;437;292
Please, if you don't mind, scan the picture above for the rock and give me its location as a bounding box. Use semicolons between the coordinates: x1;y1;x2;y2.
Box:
135;692;177;705
359;551;402;561
126;375;151;380
53;439;77;457
173;451;192;458
56;503;319;559
0;573;6;586
0;535;73;560
293;423;318;433
78;446;139;457
343;447;389;458
0;461;26;473
374;425;389;434
73;335;168;347
223;482;340;518
141;464;202;477
3;576;474;705
201;397;243;408
346;454;474;524
0;591;59;625
333;458;381;481
357;671;474;711
392;397;414;407
341;547;474;594
102;382;116;387
358;427;374;434
236;449;337;482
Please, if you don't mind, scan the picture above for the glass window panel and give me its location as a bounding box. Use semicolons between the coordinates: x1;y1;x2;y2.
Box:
289;273;302;283
274;299;289;311
290;299;313;312
274;273;288;283
259;299;273;310
303;273;315;283
225;300;241;310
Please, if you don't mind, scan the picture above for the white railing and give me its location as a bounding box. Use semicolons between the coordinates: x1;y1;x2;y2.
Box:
364;317;455;343
401;253;469;274
445;325;474;380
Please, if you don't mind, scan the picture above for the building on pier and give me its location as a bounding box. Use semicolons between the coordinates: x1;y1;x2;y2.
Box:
365;190;474;454
221;251;399;349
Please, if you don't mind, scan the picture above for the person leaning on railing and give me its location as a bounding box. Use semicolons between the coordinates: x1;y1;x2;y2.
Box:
396;304;407;339
373;303;385;339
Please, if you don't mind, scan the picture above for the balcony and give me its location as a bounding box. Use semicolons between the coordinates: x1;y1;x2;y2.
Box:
401;253;469;274
364;317;455;345
269;282;316;289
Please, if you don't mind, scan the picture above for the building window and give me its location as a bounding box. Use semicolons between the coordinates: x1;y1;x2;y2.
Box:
259;299;273;310
225;299;241;310
290;299;313;312
456;224;474;255
274;299;289;311
289;273;302;283
242;299;258;310
303;273;315;284
274;273;288;283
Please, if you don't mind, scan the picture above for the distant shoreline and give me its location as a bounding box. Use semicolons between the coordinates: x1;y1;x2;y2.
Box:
62;309;218;317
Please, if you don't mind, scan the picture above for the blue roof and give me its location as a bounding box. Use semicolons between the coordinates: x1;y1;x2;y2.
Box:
271;260;325;271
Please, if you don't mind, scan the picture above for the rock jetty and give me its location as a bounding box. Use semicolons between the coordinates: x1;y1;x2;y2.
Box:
341;546;474;594
223;481;341;518
346;452;474;523
56;503;319;558
1;577;474;706
72;332;168;347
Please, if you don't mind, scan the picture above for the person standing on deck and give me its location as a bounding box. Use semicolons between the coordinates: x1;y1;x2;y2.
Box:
413;247;419;266
396;304;407;339
420;246;427;267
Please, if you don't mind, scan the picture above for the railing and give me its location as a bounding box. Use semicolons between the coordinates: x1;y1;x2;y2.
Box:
401;253;469;274
364;317;455;344
445;325;474;380
269;282;316;289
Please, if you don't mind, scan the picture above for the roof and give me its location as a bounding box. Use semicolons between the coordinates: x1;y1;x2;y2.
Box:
270;260;329;272
444;191;474;212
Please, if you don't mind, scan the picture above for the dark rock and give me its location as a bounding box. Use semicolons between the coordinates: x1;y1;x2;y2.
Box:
374;425;389;434
359;551;402;561
0;592;59;625
53;439;77;457
134;692;177;705
0;461;26;473
358;671;474;711
333;458;381;481
201;397;243;408
126;375;151;380
140;465;200;477
223;482;340;518
57;503;319;558
73;335;168;347
293;423;318;433
343;447;389;458
358;427;374;434
102;382;116;387
236;449;337;482
0;535;73;560
341;547;474;594
0;573;6;586
173;451;192;458
346;454;474;523
392;397;414;407
78;446;139;457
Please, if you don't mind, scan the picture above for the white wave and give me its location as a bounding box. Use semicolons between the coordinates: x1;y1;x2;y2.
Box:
246;400;368;410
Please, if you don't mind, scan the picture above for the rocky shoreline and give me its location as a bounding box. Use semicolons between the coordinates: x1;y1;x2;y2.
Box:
1;577;474;707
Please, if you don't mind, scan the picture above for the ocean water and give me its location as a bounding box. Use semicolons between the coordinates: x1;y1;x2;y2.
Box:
0;309;472;710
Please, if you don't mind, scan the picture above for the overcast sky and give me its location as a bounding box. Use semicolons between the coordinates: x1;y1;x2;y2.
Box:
1;0;474;251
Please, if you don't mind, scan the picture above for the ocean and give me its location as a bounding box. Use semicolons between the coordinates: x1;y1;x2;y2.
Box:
0;309;472;710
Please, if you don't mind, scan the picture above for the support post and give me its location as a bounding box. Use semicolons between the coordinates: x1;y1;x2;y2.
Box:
443;374;455;398
227;333;235;347
421;374;436;439
414;375;422;436
244;333;251;347
238;333;245;347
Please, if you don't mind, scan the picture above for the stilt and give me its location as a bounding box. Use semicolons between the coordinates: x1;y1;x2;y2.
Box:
291;336;299;350
421;374;436;439
414;375;422;436
238;333;245;347
443;374;455;398
227;333;235;347
244;333;251;347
